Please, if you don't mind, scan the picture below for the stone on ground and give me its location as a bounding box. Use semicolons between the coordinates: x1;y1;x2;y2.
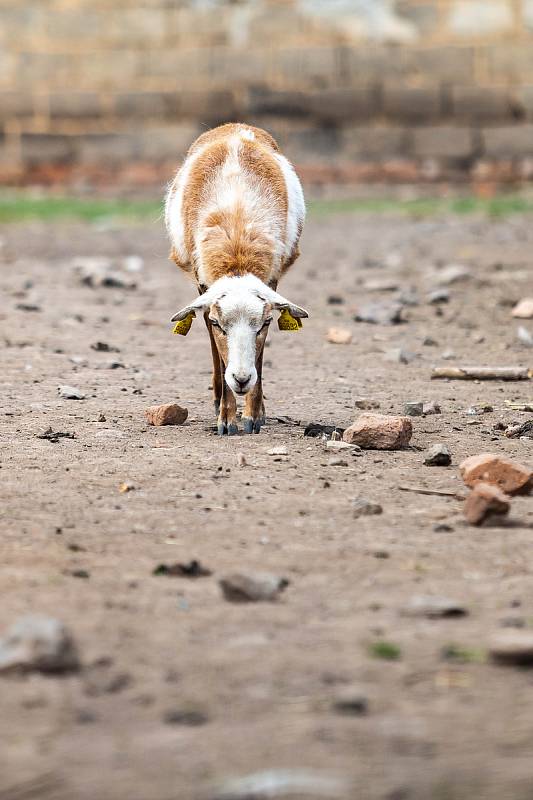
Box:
343;413;412;450
459;453;532;495
144;403;188;426
463;482;510;526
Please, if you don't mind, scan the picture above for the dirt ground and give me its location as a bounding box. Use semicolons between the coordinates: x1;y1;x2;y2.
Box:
1;207;533;800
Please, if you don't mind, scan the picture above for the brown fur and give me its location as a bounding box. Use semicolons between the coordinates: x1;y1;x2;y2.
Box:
201;206;274;283
182;140;229;260
188;123;280;157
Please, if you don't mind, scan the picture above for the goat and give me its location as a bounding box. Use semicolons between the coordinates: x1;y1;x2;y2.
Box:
165;123;307;435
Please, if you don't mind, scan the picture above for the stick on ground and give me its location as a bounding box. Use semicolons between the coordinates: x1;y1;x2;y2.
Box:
431;366;531;381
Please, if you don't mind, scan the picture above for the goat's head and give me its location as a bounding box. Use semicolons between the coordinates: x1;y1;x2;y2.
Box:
171;275;308;396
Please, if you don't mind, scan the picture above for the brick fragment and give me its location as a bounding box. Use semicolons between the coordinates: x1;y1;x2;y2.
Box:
463;482;510;526
144;403;188;427
459;454;532;496
343;413;412;450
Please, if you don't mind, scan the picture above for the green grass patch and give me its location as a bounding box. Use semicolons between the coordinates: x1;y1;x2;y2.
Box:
0;194;163;224
2;191;533;223
369;640;402;661
441;644;486;665
308;194;533;218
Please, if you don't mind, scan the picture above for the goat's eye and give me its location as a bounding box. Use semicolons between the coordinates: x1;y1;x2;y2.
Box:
210;319;226;335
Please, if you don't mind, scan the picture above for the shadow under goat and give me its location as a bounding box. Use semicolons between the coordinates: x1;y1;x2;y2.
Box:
165;123;308;435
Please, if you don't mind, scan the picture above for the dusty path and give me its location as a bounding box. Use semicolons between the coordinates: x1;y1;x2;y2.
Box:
1;210;532;799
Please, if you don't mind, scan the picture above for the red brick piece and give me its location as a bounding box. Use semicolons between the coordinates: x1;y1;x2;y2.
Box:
463;482;510;526
459;453;532;496
343;413;412;450
144;403;188;427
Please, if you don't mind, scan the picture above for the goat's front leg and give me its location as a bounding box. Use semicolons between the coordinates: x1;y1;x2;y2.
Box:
218;356;238;436
204;312;222;418
243;343;265;434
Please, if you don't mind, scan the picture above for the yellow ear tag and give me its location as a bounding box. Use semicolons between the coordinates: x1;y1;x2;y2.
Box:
172;312;195;336
278;309;302;332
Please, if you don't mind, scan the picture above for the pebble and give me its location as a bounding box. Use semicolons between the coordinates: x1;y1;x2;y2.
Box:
441;349;456;360
422;335;439;346
163;708;208;726
352;498;383;518
144;403;188;426
428;289;450;304
400;595;467;619
385;347;415;364
423;401;441;415
517;326;533;347
219;573;289;603
463;482;510;526
489;631;533;666
511;298;533;319
268;446;288;456
435;264;471;286
73;257;137;290
423;443;452;466
237;452;247;467
354;397;381;410
329;457;348;467
208;769;348;800
343;413;412;450
57;385;85;400
505;420;533;439
332;687;369;716
459;453;532;496
354;302;404;325
326;327;352;345
404;402;423;417
326;440;361;453
397;287;419;307
0;616;80;675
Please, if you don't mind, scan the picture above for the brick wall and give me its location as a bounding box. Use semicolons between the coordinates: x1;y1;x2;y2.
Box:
3;0;533;185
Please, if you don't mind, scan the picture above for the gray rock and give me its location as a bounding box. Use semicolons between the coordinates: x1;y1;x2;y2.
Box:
428;289;450;304
354;302;404;325
352;498;383;518
354;397;381;410
423;401;442;415
0;616;80;675
397;287;419;307
219;573;289;603
401;595;467;619
422;335;439;346
404;401;424;417
326;440;361;453
385;347;415;364
517;326;533;347
435;264;471;286
441;349;456;360
57;385;86;400
332;686;369;716
328;457;348;467
267;446;288;456
208;768;348;799
423;443;452;466
489;632;533;666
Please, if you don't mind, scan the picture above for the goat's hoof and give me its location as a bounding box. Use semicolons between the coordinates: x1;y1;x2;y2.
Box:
218;422;238;436
243;417;262;434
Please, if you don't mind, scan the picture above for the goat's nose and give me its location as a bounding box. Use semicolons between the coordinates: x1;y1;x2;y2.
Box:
233;373;251;388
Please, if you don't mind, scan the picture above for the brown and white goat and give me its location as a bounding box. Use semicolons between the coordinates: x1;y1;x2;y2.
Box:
165;123;307;435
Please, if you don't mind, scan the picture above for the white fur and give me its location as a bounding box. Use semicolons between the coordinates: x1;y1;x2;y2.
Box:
275;152;306;260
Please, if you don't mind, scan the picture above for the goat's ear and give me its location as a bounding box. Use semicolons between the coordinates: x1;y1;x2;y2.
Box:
254;287;309;319
170;292;213;322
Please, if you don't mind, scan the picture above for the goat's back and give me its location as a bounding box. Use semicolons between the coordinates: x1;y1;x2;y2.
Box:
166;123;305;288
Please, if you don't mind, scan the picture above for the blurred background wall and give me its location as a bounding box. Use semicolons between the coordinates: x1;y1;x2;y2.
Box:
2;0;533;187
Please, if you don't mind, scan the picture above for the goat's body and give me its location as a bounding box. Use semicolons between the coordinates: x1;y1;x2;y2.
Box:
165;123;305;289
165;123;306;435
